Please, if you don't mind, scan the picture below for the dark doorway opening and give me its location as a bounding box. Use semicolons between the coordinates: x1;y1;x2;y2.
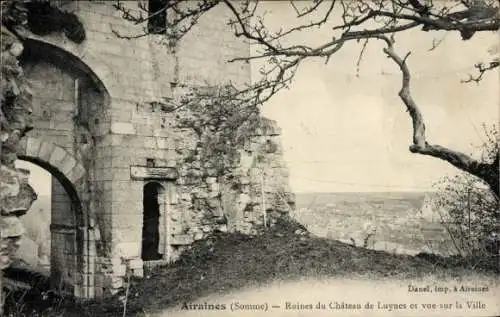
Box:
142;182;163;261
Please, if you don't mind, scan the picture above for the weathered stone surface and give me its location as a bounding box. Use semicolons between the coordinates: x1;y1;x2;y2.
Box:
130;165;178;180
25;137;42;157
132;267;144;278
112;263;127;276
113;242;140;260
128;258;143;269
0;165;20;199
0;216;24;238
0;1;295;301
0;182;37;216
1;17;38;306
172;234;195;245
110;122;136;135
48;145;68;167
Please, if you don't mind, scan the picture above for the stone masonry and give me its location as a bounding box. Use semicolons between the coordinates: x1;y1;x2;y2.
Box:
1;1;295;299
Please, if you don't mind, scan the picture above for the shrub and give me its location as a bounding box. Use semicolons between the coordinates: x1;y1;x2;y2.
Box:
430;125;499;262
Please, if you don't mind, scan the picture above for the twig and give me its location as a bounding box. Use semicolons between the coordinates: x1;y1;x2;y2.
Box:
462;60;500;84
355;38;370;77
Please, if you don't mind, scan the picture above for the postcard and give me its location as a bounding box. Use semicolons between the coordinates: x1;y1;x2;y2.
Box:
1;0;498;316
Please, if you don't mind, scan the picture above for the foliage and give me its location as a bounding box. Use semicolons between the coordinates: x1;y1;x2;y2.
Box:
172;85;262;178
431;125;499;257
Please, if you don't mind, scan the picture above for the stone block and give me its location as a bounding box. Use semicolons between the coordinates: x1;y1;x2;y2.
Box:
111;167;131;181
152;127;170;138
0;216;25;238
169;187;178;205
171;234;195;245
170;224;184;235
113;242;140;260
1;182;37;216
94;286;104;298
25;137;42;157
111;257;122;268
111;109;132;121
48;146;68;167
110;122;136;135
156;137;175;149
206;177;217;184
68;164;86;184
142;137;157;149
52;121;74;131
132;268;144;278
240;176;251;185
110;276;124;289
128;258;143;269
37;141;54;162
112;263;127;276
113;213;141;229
135;123;154;136
209;182;219;193
60;155;78;175
193;232;204;240
237;193;251;208
0;166;20;199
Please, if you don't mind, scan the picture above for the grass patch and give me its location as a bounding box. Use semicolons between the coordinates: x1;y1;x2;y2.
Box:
6;217;499;317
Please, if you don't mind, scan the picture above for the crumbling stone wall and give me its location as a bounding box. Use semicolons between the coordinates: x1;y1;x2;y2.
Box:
1;0;96;300
102;86;295;294
1;0;296;299
1;4;38;313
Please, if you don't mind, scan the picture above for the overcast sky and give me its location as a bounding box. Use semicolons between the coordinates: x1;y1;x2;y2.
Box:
258;2;499;193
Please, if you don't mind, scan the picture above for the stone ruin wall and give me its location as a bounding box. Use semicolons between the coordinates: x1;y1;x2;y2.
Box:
1;0;295;298
1;3;39;312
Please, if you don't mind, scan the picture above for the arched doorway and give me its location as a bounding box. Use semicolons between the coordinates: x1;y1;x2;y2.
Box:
142;182;165;261
12;37;109;299
12;136;94;298
13;161;51;271
14;158;83;296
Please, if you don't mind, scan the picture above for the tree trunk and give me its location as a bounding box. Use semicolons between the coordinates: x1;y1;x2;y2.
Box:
383;42;499;198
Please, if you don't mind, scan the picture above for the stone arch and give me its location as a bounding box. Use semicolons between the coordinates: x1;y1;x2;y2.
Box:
16;36;110;299
17;137;96;298
21;36;113;101
18;137;86;202
20;37;111;155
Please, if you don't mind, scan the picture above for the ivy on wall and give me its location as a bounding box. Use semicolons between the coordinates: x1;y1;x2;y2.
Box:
173;85;262;180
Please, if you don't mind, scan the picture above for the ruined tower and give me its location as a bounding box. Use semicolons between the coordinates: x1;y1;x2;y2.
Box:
8;1;294;298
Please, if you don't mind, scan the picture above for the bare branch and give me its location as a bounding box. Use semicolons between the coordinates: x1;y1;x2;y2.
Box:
462;59;500;83
382;41;499;196
355;38;370;77
113;0;220;41
428;33;448;51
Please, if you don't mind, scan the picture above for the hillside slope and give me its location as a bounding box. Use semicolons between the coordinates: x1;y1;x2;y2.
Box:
7;218;498;317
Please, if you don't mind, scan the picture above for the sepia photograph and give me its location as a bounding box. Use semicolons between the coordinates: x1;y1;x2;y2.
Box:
0;0;499;316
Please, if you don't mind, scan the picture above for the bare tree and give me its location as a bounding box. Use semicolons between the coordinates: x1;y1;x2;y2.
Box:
114;0;500;196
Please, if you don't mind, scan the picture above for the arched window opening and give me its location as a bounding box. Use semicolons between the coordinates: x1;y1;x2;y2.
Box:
148;0;167;34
